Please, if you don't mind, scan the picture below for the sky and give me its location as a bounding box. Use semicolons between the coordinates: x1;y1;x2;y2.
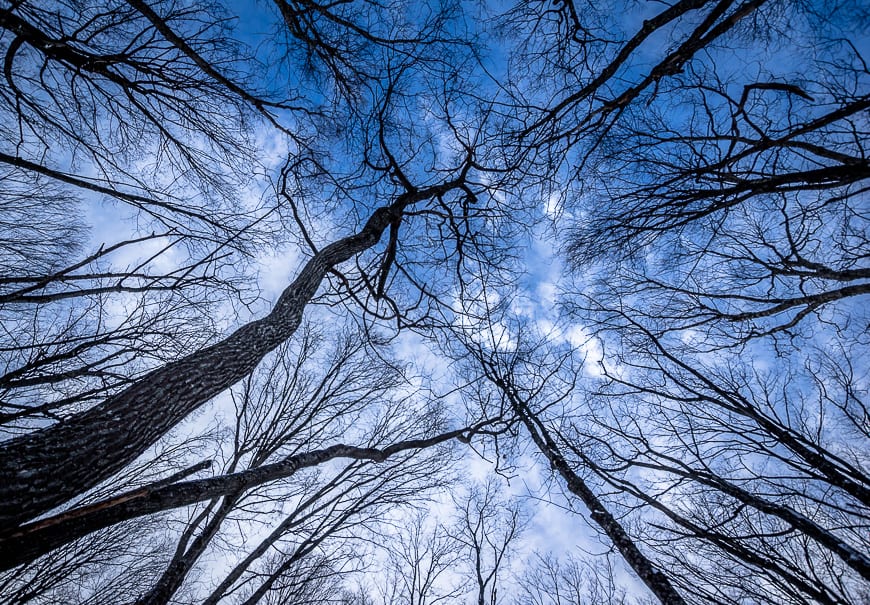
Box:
2;0;867;602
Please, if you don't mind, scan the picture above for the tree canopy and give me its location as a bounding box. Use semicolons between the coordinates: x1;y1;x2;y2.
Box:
0;0;867;603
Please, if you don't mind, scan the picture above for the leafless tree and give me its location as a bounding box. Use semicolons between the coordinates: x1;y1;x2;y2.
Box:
0;318;494;602
2;0;867;602
374;512;468;605
475;339;688;604
482;0;869;602
128;324;412;604
453;478;525;605
0;0;293;472
0;0;497;545
518;552;658;605
555;312;869;604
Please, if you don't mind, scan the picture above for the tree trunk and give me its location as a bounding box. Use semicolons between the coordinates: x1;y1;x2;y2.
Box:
0;180;461;531
0;426;472;569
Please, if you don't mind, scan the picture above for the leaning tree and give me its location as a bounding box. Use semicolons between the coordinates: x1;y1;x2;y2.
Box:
1;0;867;603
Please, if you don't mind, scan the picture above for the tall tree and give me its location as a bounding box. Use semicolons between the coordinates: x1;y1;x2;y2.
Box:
1;0;867;602
483;0;870;602
0;0;490;531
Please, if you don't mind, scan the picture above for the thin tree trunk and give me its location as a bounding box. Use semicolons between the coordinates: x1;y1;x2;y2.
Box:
136;492;241;605
483;367;687;605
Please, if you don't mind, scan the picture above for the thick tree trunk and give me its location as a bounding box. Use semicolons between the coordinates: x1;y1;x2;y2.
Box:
0;181;461;531
0;427;471;570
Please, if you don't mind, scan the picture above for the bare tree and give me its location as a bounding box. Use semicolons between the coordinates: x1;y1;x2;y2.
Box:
0;0;495;540
484;0;869;602
461;332;688;605
130;325;410;604
0;318;494;602
374;512;468;605
518;552;658;605
2;0;867;602
555;312;869;604
453;478;525;605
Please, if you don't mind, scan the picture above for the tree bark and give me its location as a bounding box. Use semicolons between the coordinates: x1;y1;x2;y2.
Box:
0;426;472;570
0;179;463;531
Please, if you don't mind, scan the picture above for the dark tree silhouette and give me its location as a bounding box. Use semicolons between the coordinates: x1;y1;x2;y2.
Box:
1;0;867;603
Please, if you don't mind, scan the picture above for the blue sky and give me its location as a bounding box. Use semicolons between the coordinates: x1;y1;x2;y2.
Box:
1;0;867;602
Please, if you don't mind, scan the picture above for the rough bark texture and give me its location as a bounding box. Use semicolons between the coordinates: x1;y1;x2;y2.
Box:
0;181;461;531
486;371;687;605
0;427;470;570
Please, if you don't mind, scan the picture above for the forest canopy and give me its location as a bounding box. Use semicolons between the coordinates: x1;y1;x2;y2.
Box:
0;0;867;603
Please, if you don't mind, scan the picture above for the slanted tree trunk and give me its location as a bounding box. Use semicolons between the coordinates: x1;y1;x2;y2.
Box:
0;178;465;531
0;425;478;569
479;361;687;605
